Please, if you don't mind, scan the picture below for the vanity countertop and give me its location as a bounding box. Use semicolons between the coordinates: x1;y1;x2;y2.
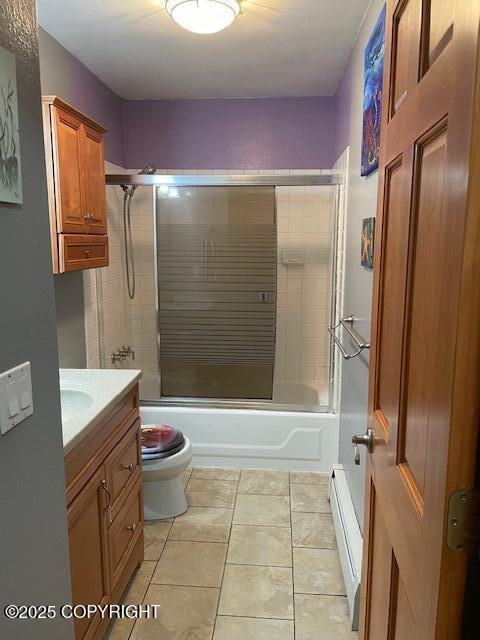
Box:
59;368;142;455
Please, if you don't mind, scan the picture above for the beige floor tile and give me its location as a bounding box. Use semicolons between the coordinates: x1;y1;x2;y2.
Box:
186;478;237;508
169;506;233;543
130;584;219;640
192;467;240;481
238;469;290;496
293;548;346;595
214;616;294;639
182;468;192;488
294;594;358;640
290;471;330;486
152;540;227;588
143;522;172;561
290;484;331;513
292;512;337;549
106;561;156;640
233;494;290;527
218;564;293;619
227;525;292;567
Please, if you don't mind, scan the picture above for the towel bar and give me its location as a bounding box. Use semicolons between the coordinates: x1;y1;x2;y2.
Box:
328;315;370;360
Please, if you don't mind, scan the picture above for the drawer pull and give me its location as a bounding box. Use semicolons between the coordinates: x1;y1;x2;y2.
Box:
101;480;113;524
84;249;92;256
123;463;135;472
127;523;137;533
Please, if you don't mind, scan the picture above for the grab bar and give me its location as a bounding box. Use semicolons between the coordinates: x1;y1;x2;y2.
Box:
328;315;370;360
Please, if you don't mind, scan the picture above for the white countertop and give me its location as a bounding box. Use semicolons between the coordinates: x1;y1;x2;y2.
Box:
59;368;142;455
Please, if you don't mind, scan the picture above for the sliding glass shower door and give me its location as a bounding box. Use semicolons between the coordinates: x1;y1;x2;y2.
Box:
156;186;277;400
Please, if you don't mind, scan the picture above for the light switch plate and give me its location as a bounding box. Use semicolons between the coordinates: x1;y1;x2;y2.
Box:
0;362;33;435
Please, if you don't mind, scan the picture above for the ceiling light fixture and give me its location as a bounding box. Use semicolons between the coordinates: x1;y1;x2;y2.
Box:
165;0;240;35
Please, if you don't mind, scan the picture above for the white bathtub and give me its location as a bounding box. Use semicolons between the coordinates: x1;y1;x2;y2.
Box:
140;405;339;471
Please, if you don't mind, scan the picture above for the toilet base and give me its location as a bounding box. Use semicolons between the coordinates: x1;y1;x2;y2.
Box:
143;476;188;521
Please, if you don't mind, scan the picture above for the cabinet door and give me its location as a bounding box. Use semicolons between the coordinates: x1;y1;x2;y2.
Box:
82;125;107;234
53;108;87;234
68;465;110;640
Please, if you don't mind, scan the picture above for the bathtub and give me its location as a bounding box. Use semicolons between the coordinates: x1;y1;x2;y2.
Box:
140;405;339;471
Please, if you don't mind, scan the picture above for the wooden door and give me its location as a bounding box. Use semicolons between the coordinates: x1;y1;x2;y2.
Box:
68;465;110;640
361;2;480;639
82;125;107;234
53;107;87;234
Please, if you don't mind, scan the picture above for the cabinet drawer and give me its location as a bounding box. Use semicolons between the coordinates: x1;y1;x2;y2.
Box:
106;418;141;521
59;234;109;272
109;480;143;590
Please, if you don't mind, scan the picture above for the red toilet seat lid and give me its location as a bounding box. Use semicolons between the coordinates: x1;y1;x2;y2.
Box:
141;424;184;454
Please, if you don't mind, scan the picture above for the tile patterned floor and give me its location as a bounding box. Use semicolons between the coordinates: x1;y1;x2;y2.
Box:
107;468;358;640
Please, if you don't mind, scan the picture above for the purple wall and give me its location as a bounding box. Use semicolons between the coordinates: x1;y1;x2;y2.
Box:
39;28;125;166
124;97;335;170
69;59;125;167
333;53;353;163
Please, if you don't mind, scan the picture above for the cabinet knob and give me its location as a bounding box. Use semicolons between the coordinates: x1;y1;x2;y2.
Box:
85;250;91;256
127;523;137;533
123;463;134;472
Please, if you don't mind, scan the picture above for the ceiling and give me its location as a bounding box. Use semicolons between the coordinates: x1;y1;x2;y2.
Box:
37;0;371;100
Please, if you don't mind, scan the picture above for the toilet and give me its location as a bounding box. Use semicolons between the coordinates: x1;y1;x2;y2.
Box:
141;424;192;521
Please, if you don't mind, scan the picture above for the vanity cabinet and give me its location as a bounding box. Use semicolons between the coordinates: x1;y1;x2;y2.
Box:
42;96;109;273
65;386;143;640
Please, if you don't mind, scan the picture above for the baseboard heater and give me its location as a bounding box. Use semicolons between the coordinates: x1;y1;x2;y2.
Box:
329;464;363;631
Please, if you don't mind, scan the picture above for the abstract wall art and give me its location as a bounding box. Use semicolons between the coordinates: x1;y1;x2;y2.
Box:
0;44;22;204
361;217;375;268
361;5;386;177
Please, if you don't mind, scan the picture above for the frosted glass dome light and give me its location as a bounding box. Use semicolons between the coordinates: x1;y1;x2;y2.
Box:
165;0;240;34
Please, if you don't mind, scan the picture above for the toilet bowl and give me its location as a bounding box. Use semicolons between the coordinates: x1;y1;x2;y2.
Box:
141;425;192;521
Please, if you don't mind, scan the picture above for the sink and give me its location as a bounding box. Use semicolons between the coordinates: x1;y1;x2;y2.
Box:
60;388;94;423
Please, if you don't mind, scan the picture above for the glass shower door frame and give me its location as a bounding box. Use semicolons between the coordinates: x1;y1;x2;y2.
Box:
149;174;342;413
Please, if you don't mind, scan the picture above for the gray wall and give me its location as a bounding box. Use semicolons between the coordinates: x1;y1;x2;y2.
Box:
0;2;73;638
38;28;87;368
333;0;385;527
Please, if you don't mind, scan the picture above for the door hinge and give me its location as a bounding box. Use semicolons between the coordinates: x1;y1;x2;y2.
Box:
446;489;480;553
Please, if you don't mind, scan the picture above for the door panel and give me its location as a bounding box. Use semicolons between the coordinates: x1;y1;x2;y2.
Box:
54;108;86;234
361;2;480;639
82;125;107;234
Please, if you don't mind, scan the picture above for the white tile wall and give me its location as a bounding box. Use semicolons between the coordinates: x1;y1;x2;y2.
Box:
275;184;334;396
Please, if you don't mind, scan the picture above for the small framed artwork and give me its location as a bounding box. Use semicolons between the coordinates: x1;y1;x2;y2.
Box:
361;5;386;177
361;217;375;268
0;43;22;204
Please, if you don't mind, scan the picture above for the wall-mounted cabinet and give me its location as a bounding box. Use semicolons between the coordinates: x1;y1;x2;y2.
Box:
42;96;109;273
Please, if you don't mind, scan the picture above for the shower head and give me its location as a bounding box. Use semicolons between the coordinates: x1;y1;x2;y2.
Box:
139;165;157;175
121;166;157;194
